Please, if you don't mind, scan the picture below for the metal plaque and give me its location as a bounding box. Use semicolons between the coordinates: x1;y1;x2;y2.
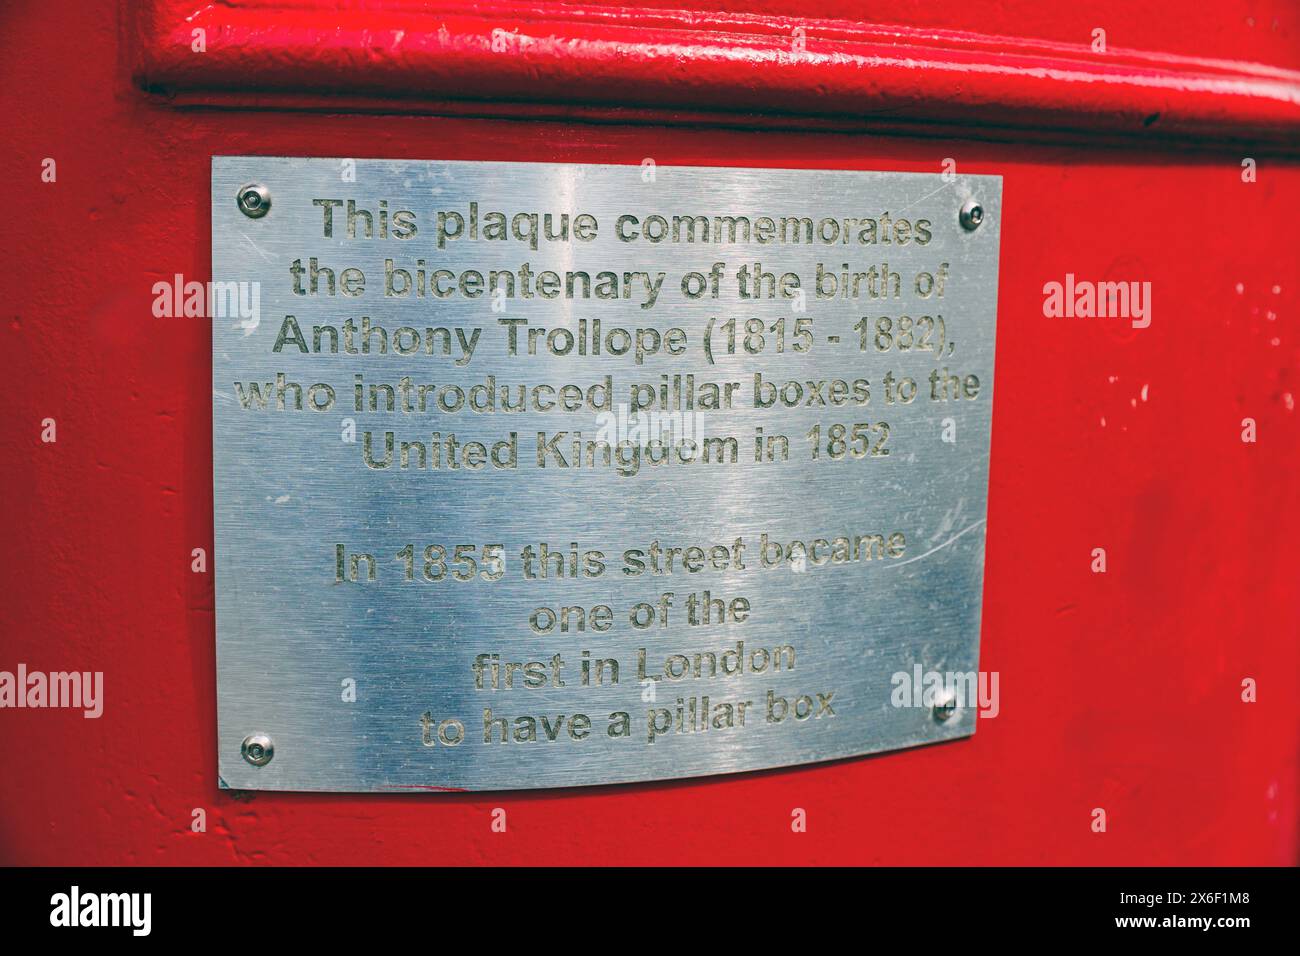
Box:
212;156;1001;791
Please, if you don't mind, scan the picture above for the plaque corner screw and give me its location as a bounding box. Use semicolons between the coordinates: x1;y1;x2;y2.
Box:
959;199;984;231
241;733;275;766
237;182;271;219
932;695;960;723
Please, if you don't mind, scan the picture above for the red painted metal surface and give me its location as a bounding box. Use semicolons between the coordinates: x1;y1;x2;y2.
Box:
1;0;1298;865
132;0;1300;147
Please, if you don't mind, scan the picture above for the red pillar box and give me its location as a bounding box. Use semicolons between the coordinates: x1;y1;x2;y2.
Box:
0;0;1296;866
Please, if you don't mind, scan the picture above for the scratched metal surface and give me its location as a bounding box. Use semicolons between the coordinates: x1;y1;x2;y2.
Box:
212;157;1001;791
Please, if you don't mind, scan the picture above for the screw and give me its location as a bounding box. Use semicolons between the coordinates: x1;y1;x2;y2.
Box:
241;733;275;766
237;183;271;219
959;199;984;231
932;695;959;723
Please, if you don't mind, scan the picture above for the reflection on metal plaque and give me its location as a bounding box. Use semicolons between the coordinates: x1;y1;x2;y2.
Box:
212;157;1001;791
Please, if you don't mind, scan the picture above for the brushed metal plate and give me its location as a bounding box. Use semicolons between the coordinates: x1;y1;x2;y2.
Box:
212;156;1001;791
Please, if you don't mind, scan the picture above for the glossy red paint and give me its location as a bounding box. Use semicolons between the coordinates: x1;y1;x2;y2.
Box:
132;0;1300;147
0;1;1297;865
